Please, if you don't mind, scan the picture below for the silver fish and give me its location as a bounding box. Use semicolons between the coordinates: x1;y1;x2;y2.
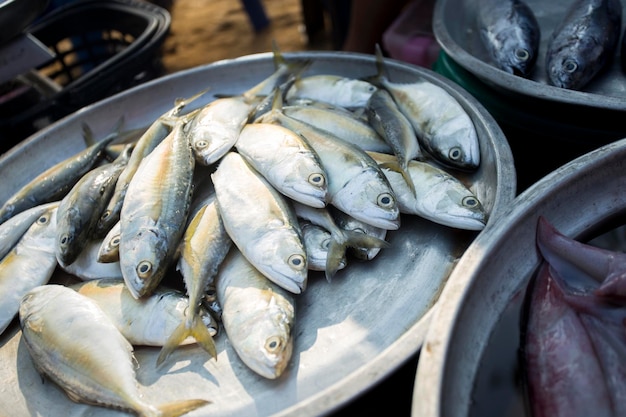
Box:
0;201;59;260
285;73;378;109
365;88;421;194
293;201;390;281
212;151;308;294
119;119;195;299
70;279;218;365
215;248;295;379
187;51;310;166
0;204;58;335
55;144;132;267
477;0;541;76
546;0;622;90
97;219;121;263
300;220;347;272
96;91;207;236
169;194;231;365
0;134;115;225
370;45;481;171
258;108;400;230
19;284;210;416
369;151;487;230
281;100;393;153
235;122;328;208
331;206;388;261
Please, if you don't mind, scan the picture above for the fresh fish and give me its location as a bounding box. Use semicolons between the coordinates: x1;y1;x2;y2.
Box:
369;151;487;230
96;91;207;237
365;88;421;194
258;106;400;231
524;217;626;417
0;204;58;335
60;238;123;281
535;216;626;298
293;201;390;281
331;206;388;261
70;279;218;365
187;49;310;166
55;144;132;267
546;0;622;90
97;219;121;263
235;122;328;208
0;133;115;225
215;248;295;379
476;0;541;76
369;45;480;171
281;100;393;153
285;73;378;109
119;118;195;299
211;151;308;294
169;194;231;365
0;201;59;260
19;284;211;416
300;220;347;271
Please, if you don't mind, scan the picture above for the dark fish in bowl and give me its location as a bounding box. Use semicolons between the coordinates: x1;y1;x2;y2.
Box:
521;216;626;417
545;0;622;91
476;0;541;77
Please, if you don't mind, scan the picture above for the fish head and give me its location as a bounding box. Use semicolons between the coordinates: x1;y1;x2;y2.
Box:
119;227;170;298
421;183;487;231
546;45;600;91
237;299;295;379
189;126;239;166
429;119;481;171
331;168;400;230
55;206;82;267
270;158;328;208
245;230;308;294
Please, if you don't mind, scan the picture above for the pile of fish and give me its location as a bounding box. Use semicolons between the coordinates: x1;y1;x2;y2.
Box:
0;46;487;415
523;217;626;417
477;0;623;90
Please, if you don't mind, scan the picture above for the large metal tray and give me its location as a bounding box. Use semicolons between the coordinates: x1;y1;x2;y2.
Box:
412;136;626;417
433;0;626;109
0;51;515;417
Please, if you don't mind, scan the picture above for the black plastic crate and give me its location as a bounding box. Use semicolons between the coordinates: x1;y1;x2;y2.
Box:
0;0;170;146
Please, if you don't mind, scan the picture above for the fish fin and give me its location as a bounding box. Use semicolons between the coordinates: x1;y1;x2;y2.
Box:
156;317;217;367
380;160;417;197
325;239;348;282
152;398;211;417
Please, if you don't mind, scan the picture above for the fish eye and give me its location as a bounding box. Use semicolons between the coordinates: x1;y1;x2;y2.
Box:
110;235;121;247
265;336;284;353
515;48;530;61
377;192;395;209
563;60;578;73
100;210;111;221
448;147;463;161
308;173;325;187
59;233;70;246
321;237;331;250
462;196;479;208
195;140;209;150
37;213;50;224
288;254;306;271
136;261;153;278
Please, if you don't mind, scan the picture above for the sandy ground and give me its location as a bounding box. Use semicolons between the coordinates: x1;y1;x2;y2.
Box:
160;0;335;74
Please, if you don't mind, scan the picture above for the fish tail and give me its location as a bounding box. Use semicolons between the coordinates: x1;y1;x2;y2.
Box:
156;316;217;367
142;398;211;417
343;229;391;250
170;87;212;117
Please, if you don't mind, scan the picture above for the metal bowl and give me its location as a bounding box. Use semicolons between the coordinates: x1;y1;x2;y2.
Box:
433;0;626;108
0;51;515;417
412;137;626;417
